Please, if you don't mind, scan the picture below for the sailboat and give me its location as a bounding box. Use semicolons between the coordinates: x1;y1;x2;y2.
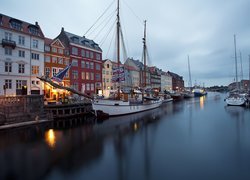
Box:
182;55;194;98
92;0;162;116
225;35;247;106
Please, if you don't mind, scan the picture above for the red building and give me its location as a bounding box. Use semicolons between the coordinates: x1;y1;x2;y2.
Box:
57;28;102;96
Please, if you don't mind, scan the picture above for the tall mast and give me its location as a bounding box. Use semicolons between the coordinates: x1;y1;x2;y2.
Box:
117;0;120;67
234;34;239;90
240;51;243;89
143;20;147;88
249;55;250;91
116;0;120;98
188;55;192;90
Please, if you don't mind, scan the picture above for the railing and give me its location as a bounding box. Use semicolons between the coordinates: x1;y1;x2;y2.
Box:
2;39;16;49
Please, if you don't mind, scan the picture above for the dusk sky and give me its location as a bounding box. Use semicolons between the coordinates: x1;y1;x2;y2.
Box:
1;0;250;87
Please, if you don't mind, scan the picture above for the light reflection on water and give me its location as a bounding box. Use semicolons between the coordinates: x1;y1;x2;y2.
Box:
0;92;250;180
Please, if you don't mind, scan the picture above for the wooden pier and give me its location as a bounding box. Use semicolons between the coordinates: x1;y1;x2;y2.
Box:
44;102;93;120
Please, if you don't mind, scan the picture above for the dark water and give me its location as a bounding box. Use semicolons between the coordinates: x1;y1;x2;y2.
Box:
1;92;250;180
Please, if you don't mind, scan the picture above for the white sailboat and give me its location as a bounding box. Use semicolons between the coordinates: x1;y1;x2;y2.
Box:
92;1;162;116
183;55;194;98
225;35;247;106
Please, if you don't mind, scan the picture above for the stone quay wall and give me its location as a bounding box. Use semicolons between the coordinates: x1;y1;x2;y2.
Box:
0;95;47;125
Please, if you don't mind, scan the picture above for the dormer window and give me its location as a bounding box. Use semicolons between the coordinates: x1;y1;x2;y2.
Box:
10;19;22;31
72;36;79;43
29;26;39;36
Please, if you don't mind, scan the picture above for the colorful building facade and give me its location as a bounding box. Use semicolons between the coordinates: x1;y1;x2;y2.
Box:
57;28;102;96
0;13;45;96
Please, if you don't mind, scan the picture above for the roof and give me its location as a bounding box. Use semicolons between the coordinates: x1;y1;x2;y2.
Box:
64;30;102;52
0;13;45;39
44;37;53;46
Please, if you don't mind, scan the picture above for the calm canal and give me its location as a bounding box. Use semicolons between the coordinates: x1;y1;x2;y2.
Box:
1;92;250;180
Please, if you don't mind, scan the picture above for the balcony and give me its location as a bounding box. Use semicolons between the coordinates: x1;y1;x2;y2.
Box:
2;39;16;49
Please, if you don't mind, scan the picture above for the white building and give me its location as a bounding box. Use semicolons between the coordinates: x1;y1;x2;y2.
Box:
161;71;172;92
0;14;45;95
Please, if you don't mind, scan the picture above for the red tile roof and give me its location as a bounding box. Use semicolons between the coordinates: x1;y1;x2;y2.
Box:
0;13;45;39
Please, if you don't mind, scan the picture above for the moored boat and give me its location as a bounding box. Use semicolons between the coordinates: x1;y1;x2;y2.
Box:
92;1;162;116
193;88;207;97
225;92;246;106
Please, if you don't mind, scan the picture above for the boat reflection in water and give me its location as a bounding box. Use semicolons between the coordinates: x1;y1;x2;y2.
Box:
0;103;172;180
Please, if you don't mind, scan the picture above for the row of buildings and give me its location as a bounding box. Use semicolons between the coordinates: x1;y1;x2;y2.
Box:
0;13;184;100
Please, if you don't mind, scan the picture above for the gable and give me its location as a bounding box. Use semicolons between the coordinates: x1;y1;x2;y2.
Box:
51;38;65;48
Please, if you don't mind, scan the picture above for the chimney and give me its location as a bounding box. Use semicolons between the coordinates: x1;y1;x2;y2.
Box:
35;21;38;26
61;27;64;32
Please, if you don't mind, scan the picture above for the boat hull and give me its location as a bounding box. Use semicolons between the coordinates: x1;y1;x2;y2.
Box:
92;99;163;116
225;97;246;106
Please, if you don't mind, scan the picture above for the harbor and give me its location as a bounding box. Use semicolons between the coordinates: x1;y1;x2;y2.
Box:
1;0;250;179
1;92;250;180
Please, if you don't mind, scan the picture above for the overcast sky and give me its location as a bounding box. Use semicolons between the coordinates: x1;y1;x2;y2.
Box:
1;0;250;87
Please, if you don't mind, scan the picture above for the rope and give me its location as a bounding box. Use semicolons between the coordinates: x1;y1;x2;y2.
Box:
84;0;116;36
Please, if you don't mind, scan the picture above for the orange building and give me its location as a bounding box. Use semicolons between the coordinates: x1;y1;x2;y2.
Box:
44;38;70;102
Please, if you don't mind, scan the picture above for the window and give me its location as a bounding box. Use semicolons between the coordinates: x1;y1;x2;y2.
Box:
90;73;94;80
45;67;50;76
29;27;39;35
19;50;25;57
45;56;50;62
18;36;25;45
85;51;90;58
5;32;12;40
86;72;89;80
95;73;101;81
5;79;12;89
81;61;85;68
96;53;101;60
81;72;85;80
107;64;110;68
58;49;63;54
52;47;57;53
58;58;63;64
11;21;22;31
72;47;78;55
106;71;109;75
85;62;89;69
32;66;39;75
5;62;12;72
96;64;100;70
16;80;27;89
86;83;90;91
45;45;50;52
90;62;94;69
31;53;39;60
72;59;78;66
81;49;85;57
52;57;57;63
5;48;12;55
72;70;78;79
90;52;94;59
102;70;105;74
52;68;57;76
33;39;38;48
73;83;78;90
18;64;25;73
91;83;94;91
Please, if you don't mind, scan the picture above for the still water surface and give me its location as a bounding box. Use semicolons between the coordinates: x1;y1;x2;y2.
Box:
0;92;250;180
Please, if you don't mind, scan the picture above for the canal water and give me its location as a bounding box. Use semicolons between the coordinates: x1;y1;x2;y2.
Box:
0;92;250;180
